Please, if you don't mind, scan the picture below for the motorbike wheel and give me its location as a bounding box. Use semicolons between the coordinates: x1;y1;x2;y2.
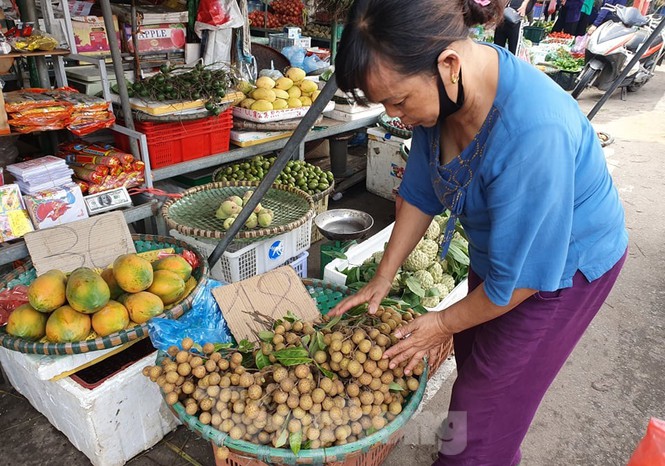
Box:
571;66;599;100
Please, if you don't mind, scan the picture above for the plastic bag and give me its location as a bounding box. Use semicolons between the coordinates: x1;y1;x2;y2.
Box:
282;45;306;69
196;0;243;30
572;35;590;55
148;278;233;352
628;418;665;466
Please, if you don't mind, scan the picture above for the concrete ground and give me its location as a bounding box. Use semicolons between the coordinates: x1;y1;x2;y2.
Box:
1;68;664;465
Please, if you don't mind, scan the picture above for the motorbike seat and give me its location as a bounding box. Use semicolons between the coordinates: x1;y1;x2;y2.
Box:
626;30;649;52
616;7;649;27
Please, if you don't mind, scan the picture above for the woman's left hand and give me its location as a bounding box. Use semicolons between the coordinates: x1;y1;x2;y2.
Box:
383;311;453;376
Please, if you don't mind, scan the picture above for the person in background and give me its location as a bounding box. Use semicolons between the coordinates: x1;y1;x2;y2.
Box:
544;0;561;20
587;0;628;35
332;0;628;464
551;0;585;34
576;0;596;35
494;0;535;54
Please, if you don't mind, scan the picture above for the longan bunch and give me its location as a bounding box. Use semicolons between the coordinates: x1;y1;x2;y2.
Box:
143;305;425;453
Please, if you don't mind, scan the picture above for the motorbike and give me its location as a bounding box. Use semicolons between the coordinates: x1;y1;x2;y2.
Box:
571;4;664;99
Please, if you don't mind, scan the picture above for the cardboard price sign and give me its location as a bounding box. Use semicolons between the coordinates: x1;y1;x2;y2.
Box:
213;266;320;343
24;211;135;275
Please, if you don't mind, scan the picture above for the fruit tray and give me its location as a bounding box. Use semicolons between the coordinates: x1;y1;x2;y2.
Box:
232;100;334;123
156;278;430;466
0;234;208;355
162;181;315;241
377;112;413;139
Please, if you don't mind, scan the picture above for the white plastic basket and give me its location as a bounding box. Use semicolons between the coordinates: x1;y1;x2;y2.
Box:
323;222;468;311
171;219;312;283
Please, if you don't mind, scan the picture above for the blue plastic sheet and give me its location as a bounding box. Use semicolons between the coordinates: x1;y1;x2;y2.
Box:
148;278;233;352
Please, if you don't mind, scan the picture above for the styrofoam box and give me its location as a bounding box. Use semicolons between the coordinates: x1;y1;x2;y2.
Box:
170;217;312;283
365;126;410;201
0;347;179;466
323;222;469;311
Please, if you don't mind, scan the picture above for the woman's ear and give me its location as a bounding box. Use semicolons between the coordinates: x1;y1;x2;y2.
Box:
436;50;461;84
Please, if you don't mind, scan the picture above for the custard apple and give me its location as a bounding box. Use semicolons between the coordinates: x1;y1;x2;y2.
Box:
432;282;450;299
421;296;440;308
425;220;441;241
418;238;439;262
389;274;401;293
413;270;434;291
433;214;448;232
427;262;444;284
440;274;456;292
403;249;430;272
371;251;384;264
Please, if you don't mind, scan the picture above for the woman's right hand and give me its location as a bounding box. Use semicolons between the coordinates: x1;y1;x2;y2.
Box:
328;274;393;317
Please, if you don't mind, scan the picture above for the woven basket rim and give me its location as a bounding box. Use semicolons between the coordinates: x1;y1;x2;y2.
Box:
158;278;429;464
378;112;413;139
161;181;315;240
0;233;209;356
211;167;335;202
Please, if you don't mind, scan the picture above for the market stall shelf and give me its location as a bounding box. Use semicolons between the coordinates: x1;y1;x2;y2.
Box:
0;234;208;355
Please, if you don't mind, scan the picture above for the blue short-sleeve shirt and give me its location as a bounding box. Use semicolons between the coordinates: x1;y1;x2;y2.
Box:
399;44;628;306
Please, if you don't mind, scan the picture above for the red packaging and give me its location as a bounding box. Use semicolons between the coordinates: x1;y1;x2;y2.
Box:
132;160;145;172
72;165;105;184
73;179;90;194
83;163;110;177
62;152;120;167
0;285;29;326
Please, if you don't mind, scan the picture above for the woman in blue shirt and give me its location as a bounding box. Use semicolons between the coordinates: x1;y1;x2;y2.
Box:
329;0;628;464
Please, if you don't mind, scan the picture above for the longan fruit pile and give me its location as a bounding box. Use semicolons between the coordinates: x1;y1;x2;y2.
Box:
143;306;424;453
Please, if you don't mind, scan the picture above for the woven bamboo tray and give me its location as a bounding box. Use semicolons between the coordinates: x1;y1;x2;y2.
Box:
162;181;315;241
158;279;443;466
0;234;209;355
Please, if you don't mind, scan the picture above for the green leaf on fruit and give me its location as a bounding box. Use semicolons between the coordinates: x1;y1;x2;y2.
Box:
255;351;270;370
290;430;303;455
274;347;312;366
315;331;326;351
258;331;274;342
389;382;405;391
405;276;425;297
315;362;335;379
275;429;289;448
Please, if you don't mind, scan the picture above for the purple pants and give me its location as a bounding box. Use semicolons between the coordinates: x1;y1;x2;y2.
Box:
434;250;627;466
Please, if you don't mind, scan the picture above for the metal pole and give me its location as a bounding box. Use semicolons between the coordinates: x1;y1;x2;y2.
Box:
99;0;140;157
207;75;339;268
587;16;665;121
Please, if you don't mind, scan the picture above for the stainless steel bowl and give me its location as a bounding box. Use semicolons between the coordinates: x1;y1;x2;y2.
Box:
314;209;374;241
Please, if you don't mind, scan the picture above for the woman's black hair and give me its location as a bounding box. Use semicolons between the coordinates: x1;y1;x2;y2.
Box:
335;0;503;102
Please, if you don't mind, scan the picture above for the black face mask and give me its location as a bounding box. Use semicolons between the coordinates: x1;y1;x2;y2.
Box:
437;68;465;122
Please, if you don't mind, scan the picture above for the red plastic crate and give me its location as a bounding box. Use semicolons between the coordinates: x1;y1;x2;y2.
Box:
115;109;233;169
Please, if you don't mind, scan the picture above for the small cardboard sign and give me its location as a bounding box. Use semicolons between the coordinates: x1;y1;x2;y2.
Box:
24;211;135;275
213;266;320;343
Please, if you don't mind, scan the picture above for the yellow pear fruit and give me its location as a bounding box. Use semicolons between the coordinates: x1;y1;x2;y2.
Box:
300;96;312;106
275;77;294;90
273;88;290;100
299;79;318;94
287;97;302;108
312;90;321;101
256;76;276;89
240;98;256;109
251;88;276;102
287;86;302;99
286;67;306;82
251;100;274;111
273;98;288;110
